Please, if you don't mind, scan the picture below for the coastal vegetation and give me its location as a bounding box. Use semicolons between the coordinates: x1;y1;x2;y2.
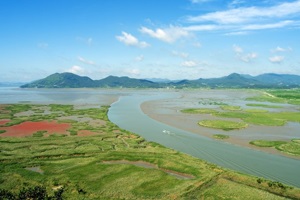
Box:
198;120;248;131
1;103;300;199
250;139;300;156
213;134;229;139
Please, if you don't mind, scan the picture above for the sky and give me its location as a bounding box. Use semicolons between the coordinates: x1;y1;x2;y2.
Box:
1;0;300;82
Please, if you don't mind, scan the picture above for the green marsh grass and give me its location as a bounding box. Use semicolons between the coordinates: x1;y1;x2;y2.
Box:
181;108;217;114
213;134;229;139
220;105;241;111
250;139;300;156
246;103;283;108
198;120;248;131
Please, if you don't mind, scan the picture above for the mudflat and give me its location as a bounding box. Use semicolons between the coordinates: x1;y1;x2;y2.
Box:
141;89;300;159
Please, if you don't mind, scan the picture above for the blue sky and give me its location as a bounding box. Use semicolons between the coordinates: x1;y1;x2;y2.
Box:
1;0;300;82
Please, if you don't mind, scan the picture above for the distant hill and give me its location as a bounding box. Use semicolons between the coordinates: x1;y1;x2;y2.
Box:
20;72;300;89
21;73;95;88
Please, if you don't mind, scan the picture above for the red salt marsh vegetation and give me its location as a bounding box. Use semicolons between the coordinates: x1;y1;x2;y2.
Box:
0;121;70;137
0;119;10;125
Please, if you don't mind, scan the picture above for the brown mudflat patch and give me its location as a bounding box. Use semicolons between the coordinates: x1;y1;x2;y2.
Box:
0;121;71;137
77;130;98;136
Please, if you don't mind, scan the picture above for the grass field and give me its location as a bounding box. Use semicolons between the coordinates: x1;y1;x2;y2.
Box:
246;89;300;105
1;104;300;199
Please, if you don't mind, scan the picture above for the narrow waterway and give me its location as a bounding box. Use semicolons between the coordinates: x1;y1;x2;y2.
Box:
108;92;300;187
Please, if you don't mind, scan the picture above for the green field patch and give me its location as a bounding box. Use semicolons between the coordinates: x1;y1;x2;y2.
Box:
198;120;248;131
196;178;287;200
220;105;241;111
213;134;229;139
276;141;300;156
271;112;300;123
181;108;217;114
249;140;287;147
32;130;47;137
246;103;283;108
247;90;300;105
215;111;286;126
244;109;268;113
250;139;300;156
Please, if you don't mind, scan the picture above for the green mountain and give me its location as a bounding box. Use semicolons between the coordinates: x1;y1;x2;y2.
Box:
20;72;300;89
95;75;158;88
20;73;95;88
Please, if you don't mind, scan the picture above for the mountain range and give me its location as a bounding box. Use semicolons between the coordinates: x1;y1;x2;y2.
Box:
20;72;300;89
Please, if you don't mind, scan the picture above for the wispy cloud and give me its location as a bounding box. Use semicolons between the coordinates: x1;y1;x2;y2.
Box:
123;68;141;76
225;31;249;36
190;0;214;3
172;51;189;58
271;46;292;53
78;56;96;66
233;45;257;62
241;20;294;30
181;60;198;67
135;55;144;62
116;32;150;48
185;1;300;33
233;44;244;54
67;65;85;74
140;26;190;43
187;1;300;24
269;55;285;63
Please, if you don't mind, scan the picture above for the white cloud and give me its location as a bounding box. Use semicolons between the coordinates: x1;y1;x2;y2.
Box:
172;51;189;58
269;55;285;63
233;44;243;53
190;0;214;3
225;31;249;36
78;56;96;65
184;24;221;31
67;65;85;74
187;1;300;24
135;55;144;62
240;53;258;62
241;20;294;30
140;26;190;43
124;68;141;76
193;42;202;47
116;32;150;48
271;46;292;53
233;45;257;62
228;0;246;8
181;60;198;67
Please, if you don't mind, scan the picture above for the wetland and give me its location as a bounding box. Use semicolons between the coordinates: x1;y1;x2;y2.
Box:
1;87;300;199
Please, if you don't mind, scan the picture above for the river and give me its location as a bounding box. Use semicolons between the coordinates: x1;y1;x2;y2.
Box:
108;91;300;187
